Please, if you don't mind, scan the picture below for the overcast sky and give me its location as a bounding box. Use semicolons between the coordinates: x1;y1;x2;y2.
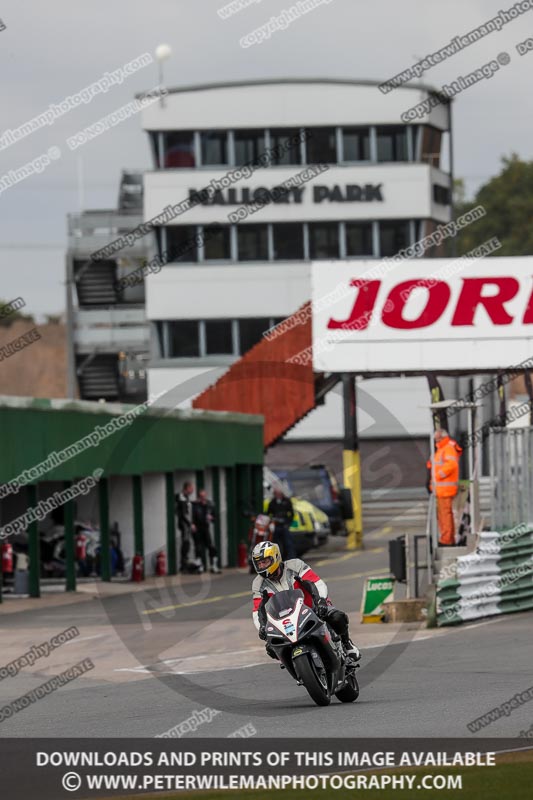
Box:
0;0;531;316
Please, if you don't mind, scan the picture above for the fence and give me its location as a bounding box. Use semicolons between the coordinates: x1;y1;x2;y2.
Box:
489;427;533;529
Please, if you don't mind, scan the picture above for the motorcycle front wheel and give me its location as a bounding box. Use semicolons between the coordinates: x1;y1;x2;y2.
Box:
293;652;331;706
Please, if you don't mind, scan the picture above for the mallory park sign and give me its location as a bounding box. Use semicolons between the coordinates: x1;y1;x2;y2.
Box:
188;183;384;206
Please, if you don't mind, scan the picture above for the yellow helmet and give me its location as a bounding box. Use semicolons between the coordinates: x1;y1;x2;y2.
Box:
252;541;282;578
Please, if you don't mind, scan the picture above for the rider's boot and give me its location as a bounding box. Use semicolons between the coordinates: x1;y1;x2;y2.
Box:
342;635;361;662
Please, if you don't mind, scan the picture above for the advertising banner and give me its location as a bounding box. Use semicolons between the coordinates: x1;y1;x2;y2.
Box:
312;257;533;373
361;576;395;622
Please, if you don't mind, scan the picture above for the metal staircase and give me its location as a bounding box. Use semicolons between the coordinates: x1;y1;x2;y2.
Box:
75;261;118;306
76;354;119;400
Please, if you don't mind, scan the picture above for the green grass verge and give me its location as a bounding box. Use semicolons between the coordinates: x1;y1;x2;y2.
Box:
112;759;533;800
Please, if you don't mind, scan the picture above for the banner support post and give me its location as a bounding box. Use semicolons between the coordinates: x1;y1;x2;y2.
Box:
342;373;362;550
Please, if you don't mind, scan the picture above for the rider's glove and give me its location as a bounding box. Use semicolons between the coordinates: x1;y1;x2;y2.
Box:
316;598;329;620
258;625;267;641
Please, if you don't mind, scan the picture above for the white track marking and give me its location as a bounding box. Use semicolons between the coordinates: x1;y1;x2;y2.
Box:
161;655;208;664
113;614;511;677
63;634;106;645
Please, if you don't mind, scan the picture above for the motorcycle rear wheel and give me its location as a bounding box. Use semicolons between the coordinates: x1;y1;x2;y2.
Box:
335;672;359;703
294;653;331;706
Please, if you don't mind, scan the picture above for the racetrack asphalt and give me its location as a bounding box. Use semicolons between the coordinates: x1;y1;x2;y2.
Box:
0;532;532;739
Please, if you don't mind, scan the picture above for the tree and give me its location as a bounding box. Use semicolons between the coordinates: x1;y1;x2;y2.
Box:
0;299;35;327
454;155;533;257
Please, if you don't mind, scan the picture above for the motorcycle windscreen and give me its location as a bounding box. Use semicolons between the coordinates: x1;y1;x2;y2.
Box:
265;589;304;620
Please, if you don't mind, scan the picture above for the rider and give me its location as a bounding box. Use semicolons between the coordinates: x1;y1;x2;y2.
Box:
251;540;361;662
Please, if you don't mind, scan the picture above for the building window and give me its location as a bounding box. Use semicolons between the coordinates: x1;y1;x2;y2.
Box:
237;224;269;261
163;132;195;168
379;220;411;257
239;318;271;353
155;322;165;356
305;127;337;164
420;220;443;256
269;128;303;165
420;125;442;167
342;127;370;162
149;132;161;168
433;184;451;205
234;130;266;165
203;225;231;260
168;320;199;358
204;319;234;355
166;226;198;262
345;222;374;256
200;131;228;165
376;126;409;162
272;223;305;260
308;222;339;259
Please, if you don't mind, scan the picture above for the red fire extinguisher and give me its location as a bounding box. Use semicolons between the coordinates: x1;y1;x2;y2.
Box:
1;543;13;573
132;554;144;582
238;542;248;568
75;534;87;561
155;550;166;576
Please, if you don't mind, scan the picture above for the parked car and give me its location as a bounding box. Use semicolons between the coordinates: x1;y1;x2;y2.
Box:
262;495;330;557
271;465;353;535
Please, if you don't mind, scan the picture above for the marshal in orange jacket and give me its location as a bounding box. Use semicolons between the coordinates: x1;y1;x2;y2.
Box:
426;435;462;498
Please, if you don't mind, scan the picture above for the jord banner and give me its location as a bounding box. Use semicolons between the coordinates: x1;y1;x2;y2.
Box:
311;257;533;373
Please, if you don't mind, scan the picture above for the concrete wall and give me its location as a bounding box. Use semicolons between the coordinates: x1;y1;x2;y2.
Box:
147;366;225;409
141;80;450;132
108;476;134;566
265;438;430;490
74;481;100;528
144;164;449;226
147;263;310;321
142;473;166;576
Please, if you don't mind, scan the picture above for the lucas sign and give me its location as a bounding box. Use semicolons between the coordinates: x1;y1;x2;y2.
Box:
361;577;395;623
311;257;533;373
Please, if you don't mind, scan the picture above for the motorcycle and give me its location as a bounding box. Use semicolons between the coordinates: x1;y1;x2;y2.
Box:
248;513;274;573
259;586;360;707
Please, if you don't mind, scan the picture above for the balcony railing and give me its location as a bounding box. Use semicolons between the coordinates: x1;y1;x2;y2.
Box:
73;307;149;351
68;211;153;256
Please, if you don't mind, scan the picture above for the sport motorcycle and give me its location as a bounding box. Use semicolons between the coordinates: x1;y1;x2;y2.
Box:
259;586;360;706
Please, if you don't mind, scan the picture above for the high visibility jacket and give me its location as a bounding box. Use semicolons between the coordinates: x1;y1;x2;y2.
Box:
426;436;462;498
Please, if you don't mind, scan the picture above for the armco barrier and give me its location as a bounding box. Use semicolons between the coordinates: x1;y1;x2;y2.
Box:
436;524;533;626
